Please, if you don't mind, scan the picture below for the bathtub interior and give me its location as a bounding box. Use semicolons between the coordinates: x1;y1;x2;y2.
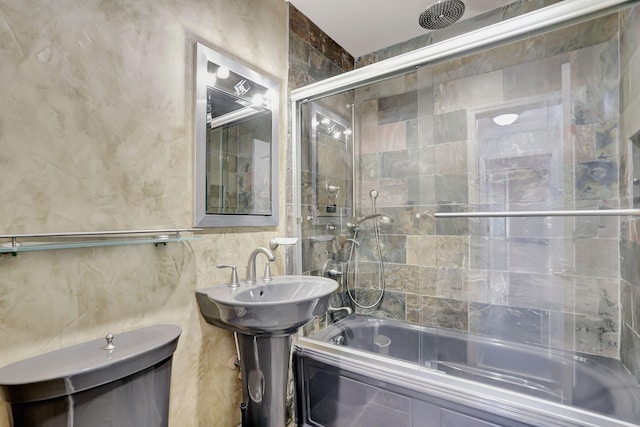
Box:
305;315;640;425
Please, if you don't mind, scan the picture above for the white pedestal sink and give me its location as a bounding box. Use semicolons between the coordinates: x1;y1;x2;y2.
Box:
196;275;338;426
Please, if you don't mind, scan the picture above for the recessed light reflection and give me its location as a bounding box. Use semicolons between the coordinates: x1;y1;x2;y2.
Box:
492;113;519;126
320;117;331;125
216;66;230;79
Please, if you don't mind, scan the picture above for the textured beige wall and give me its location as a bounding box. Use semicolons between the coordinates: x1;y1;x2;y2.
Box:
0;0;287;425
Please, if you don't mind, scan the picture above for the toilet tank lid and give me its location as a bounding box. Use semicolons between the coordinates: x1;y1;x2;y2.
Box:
0;324;181;403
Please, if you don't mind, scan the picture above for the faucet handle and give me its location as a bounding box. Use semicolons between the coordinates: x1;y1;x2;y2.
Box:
216;264;240;288
269;237;298;250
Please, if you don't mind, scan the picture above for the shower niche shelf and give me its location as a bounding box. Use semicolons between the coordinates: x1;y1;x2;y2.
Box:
0;229;202;255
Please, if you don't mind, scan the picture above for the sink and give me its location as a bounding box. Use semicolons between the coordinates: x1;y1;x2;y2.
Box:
196;275;338;335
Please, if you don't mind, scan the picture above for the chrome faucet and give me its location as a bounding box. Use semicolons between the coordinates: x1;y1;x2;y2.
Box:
245;247;276;285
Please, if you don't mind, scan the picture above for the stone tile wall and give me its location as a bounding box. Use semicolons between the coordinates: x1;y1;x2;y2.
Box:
355;0;562;67
347;12;623;357
620;4;640;382
286;4;354;279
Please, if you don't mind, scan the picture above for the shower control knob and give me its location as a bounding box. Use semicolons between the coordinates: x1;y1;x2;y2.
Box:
103;333;116;351
328;268;343;278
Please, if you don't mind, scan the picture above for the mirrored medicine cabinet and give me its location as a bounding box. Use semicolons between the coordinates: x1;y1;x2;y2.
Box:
194;42;280;227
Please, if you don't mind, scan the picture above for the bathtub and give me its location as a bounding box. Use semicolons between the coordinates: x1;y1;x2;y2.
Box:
293;315;640;427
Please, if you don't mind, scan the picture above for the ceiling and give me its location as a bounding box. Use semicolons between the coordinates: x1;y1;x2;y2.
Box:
287;0;517;58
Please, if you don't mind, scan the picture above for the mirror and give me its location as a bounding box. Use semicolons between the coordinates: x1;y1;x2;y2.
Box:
194;42;280;227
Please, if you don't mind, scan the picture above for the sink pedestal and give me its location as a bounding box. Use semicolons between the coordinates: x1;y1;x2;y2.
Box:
194;275;338;427
237;334;292;427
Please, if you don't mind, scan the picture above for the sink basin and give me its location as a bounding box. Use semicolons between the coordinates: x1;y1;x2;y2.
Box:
196;276;338;335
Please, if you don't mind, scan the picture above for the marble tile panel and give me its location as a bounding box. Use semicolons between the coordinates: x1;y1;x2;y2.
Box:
571;38;618;88
434;141;467;175
433;70;503;115
436;267;466;301
572;83;619;126
317;143;349;180
289;31;309;67
289;61;315;90
417;86;434;118
357;34;434;66
514;237;574;274
574;313;618;357
436;235;469;268
418;144;436;176
544;14;618;59
359;153;380;180
418;267;438;296
354;99;379;132
435;174;469;204
288;4;311;42
406;119;420;149
406;235;437;267
464;269;509;305
355;290;406;321
469;303;548;346
635;286;640;336
507;272;573;312
433;110;467;145
359;122;407;155
380;149;420;180
408;296;468;331
574;238;619;278
574;277;619;318
572;121;618;165
470;237;507;271
308;47;345;81
355;73;411;103
575;160;618;200
621;324;640;382
383;263;420;293
621;239;640;285
502;54;566;101
620;88;640;142
309;30;353;73
377;92;418;125
417;115;436;147
621;4;640;69
374;178;408;207
354;233;406;265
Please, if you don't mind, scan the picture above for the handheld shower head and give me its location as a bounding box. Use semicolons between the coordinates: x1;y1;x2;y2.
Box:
346;213;393;232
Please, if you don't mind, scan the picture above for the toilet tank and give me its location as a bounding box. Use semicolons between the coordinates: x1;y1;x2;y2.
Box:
0;324;181;427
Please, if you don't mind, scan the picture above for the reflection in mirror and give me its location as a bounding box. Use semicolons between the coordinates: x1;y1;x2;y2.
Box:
303;102;352;220
195;43;280;227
